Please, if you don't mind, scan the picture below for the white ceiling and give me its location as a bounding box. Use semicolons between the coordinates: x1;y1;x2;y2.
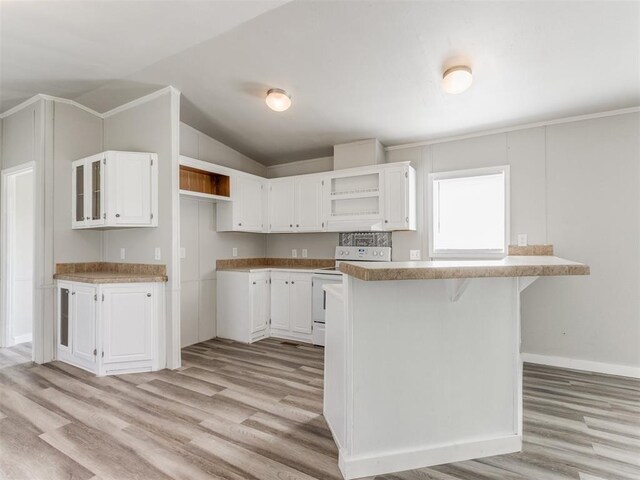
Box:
0;0;288;112
2;1;639;165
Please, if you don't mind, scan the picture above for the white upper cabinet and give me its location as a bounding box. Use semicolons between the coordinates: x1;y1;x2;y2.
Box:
217;173;267;232
205;157;416;234
72;151;158;229
268;175;324;233
384;164;416;231
295;176;324;231
269;178;295;232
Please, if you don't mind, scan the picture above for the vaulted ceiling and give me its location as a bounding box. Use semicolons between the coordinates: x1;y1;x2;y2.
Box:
2;1;639;165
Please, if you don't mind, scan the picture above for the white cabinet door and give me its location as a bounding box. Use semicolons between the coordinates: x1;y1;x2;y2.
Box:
72;284;97;365
86;155;105;227
102;285;153;364
295;176;324;232
270;272;290;330
72;159;88;228
109;152;153;226
290;273;312;334
250;273;270;334
236;176;264;232
269;179;295;232
57;283;73;352
384;165;408;230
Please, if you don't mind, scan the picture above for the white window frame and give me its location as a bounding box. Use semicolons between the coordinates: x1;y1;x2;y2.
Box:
428;165;510;259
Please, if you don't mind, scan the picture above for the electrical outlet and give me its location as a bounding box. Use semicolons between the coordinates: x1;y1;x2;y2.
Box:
180;247;186;259
410;249;421;260
517;234;528;247
120;248;125;260
291;249;298;258
302;249;308;258
232;247;238;257
154;247;161;261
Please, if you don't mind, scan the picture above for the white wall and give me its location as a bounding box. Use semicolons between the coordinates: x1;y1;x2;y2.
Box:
266;156;334;178
53;102;104;263
12;170;34;343
386;113;640;372
181;122;267;177
179;122;267;346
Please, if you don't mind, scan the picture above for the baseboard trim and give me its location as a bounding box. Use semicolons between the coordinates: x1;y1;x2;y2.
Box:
522;353;640;379
13;333;32;345
339;434;521;480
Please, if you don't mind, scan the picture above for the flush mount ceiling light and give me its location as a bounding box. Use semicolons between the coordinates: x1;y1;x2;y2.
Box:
265;88;292;112
442;66;473;94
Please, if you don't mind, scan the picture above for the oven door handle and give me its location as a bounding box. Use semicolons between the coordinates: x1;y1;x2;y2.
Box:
323;290;326;310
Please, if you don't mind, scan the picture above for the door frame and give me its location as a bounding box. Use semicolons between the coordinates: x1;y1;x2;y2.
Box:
1;161;36;348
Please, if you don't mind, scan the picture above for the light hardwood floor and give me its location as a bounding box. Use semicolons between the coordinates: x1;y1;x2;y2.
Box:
0;338;638;480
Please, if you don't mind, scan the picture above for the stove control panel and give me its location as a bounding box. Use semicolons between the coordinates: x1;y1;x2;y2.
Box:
335;246;391;262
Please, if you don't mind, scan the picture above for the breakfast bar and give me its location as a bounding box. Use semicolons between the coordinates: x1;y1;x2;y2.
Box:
324;256;589;479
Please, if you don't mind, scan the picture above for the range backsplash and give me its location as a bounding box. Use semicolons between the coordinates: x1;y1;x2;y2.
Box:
339;232;392;248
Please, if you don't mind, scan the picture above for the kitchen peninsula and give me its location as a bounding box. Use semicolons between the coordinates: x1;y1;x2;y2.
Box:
324;254;589;479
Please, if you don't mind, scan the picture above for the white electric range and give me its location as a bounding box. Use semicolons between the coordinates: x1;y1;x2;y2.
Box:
311;246;391;346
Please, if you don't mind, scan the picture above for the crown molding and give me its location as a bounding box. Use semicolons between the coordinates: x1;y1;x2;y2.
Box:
0;86;181;120
385;106;640;151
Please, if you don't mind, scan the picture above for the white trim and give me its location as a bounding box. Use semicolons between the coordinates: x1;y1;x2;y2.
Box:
428;165;510;259
168;88;182;369
13;333;32;345
103;86;181;118
0;86;182;120
522;353;640;379
339;434;522;480
385;106;640;151
1;162;36;349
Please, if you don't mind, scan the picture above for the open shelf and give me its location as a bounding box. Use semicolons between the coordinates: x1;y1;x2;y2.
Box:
179;165;230;199
179;189;231;202
330;188;380;200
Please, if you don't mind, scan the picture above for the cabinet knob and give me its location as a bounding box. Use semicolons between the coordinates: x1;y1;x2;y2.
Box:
285;281;289;284
296;224;299;227
238;223;242;226
291;281;295;284
384;219;388;223
85;217;90;220
289;224;293;227
252;281;256;285
115;213;120;218
147;293;152;297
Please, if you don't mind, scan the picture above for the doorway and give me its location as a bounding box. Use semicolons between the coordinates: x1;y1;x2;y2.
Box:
1;162;35;351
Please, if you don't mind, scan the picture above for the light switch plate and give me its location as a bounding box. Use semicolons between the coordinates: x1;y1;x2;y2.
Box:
232;247;238;257
154;247;161;260
120;248;125;260
291;249;298;258
410;249;421;260
517;234;528;247
302;249;308;258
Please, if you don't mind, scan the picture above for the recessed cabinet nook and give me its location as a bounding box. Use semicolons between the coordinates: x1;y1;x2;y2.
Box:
72;151;158;229
179;155;417;233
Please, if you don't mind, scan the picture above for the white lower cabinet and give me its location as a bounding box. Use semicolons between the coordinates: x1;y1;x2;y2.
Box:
56;281;164;376
270;271;313;342
217;269;313;345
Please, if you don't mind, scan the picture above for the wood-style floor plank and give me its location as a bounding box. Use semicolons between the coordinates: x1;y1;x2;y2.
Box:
0;338;638;480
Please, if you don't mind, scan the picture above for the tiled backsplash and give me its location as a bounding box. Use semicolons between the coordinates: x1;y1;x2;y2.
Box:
339;232;392;247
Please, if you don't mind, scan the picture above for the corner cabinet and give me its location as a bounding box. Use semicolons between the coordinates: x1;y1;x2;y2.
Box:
216;269;313;345
72;151;158;229
56;281;164;376
217;174;268;233
217;270;271;343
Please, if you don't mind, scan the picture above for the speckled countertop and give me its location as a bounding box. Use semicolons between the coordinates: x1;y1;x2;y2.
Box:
216;258;334;272
339;256;590;281
53;262;168;284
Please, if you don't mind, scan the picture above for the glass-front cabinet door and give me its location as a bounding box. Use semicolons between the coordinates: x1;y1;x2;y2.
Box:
58;285;71;352
72;161;86;227
88;156;105;226
72;154;105;228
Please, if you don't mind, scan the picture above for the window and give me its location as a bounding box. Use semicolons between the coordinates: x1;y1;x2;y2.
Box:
428;166;509;257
